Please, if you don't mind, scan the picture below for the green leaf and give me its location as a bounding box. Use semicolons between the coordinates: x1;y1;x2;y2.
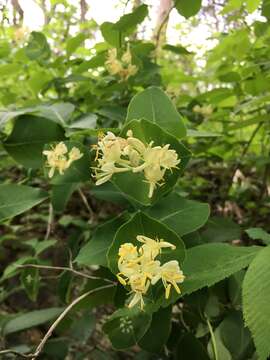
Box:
76;214;126;267
25;31;51;61
51;183;78;212
243;245;270;360
126;87;186;139
0;184;48;222
201;217;241;243
245;227;270;245
181;244;260;296
26;239;57;256
163;44;191;55
262;0;270;19
113;119;190;206
107;211;186;279
66;33;86;56
175;0;202;18
113;4;148;32
43;141;91;184
219;311;252;359
100;22;125;48
138;306;172;353
146;193;210;236
103;307;152;349
3;308;63;335
246;0;261;12
20;265;39;302
4;115;65;169
177;333;210;359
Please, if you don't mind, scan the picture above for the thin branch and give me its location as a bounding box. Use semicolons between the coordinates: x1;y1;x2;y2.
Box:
16;264;115;284
78;188;95;219
44;203;53;241
0;284;116;359
31;284;115;359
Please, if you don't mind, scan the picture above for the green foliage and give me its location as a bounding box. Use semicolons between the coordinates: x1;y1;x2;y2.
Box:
243;246;270;360
0;184;48;222
126;86;186;139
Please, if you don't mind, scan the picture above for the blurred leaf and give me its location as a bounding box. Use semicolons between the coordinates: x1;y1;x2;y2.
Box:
3;307;63;335
0;184;48;222
245;227;270;245
175;0;202;18
113;4;148;32
163;44;191;55
177;333;210;359
25;31;51;62
100;22;125;48
201;217;241;243
66;33;86;56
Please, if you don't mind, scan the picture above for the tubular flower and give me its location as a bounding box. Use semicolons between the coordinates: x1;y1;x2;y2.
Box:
93;130;181;199
152;260;185;299
116;235;184;309
43;142;83;178
105;46;138;80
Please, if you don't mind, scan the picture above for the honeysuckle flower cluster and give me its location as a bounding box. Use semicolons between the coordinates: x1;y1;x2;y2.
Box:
117;235;185;309
105;47;138;81
193;104;213;116
43;142;83;178
93;130;180;198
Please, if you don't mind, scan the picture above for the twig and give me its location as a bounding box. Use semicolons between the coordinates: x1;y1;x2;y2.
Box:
0;284;116;359
16;264;115;284
44;203;53;241
78;188;95;219
0;349;32;358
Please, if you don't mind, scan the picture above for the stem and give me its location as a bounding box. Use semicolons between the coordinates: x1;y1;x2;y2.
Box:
206;316;218;360
16;264;115;284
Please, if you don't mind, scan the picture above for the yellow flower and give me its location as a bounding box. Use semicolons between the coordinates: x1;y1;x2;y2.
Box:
152;260;185;299
116;235;183;309
118;243;138;262
128;273;150;309
69;147;83;162
43;143;83;178
93;130;180;198
105;47;138;80
144;165;166;198
137;235;176;259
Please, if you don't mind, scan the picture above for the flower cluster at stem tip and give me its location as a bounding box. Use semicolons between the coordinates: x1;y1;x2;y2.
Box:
93;130;180;198
105;46;138;81
117;235;185;309
43;142;83;178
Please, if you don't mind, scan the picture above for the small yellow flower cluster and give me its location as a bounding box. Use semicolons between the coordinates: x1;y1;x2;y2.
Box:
105;47;138;81
117;235;185;309
93;131;180;198
43;142;83;178
193;104;213;116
